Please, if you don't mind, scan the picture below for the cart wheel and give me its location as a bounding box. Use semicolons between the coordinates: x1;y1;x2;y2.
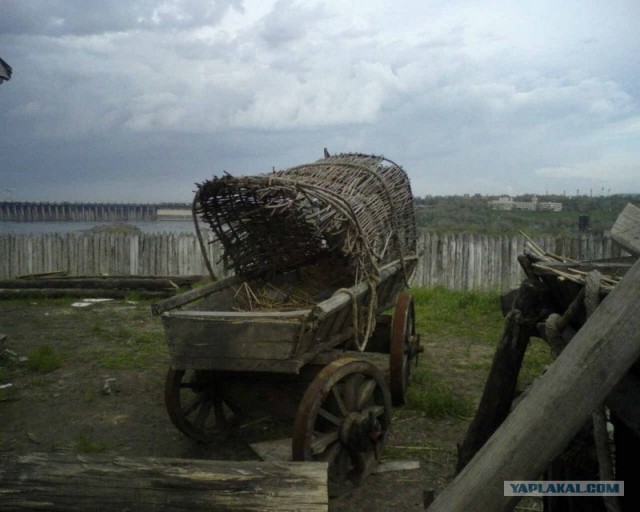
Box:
292;358;392;497
390;292;421;406
164;368;235;443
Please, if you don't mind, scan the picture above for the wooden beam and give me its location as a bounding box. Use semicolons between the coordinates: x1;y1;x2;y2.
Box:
456;277;546;471
0;453;328;512
428;256;640;512
151;275;242;315
611;202;640;257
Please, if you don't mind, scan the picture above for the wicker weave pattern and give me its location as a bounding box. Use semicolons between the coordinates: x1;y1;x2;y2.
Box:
195;153;417;284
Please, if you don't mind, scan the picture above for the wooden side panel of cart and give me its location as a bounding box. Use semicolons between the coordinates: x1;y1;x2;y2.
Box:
153;258;414;374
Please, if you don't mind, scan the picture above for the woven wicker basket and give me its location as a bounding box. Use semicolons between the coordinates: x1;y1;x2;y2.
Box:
194;152;417;286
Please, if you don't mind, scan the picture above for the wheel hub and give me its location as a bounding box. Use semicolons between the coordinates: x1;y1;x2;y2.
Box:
340;411;383;452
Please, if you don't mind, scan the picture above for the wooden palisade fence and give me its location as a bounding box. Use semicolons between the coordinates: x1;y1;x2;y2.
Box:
0;231;628;290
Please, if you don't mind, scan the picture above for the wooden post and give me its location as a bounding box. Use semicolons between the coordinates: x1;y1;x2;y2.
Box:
456;277;546;471
429;256;640;512
0;453;328;512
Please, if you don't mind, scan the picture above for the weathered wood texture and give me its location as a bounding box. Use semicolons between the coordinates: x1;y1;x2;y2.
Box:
611;202;640;257
0;232;629;290
428;256;640;512
0;453;328;512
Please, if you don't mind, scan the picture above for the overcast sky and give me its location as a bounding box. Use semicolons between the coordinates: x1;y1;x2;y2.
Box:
1;0;639;202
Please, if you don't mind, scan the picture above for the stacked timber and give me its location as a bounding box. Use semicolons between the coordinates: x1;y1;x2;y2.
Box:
0;274;209;300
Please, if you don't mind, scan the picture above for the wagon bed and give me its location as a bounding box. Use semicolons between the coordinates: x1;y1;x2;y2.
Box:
153;256;416;374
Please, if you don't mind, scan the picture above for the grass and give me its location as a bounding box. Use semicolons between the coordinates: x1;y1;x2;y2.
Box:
80;322;167;370
412;286;504;343
73;431;110;454
26;346;63;373
406;286;551;419
405;365;474;419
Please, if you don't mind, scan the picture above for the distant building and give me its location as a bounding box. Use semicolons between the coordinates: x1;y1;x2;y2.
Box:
488;195;562;212
536;201;563;212
488;196;514;210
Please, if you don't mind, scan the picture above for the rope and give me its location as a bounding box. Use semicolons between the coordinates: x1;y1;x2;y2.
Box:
584;270;601;318
333;287;362;351
332;280;378;352
544;313;565;356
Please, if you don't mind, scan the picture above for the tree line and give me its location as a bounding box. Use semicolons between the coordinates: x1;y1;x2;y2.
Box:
414;193;640;236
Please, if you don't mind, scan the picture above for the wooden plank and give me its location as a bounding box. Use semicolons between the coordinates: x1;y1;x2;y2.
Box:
611;202;640;257
170;355;305;373
162;315;302;361
312;258;410;321
428;256;640;512
0;453;328;512
151;275;241;315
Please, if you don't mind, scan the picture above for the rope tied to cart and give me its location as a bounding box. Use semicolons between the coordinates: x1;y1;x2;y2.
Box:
333;278;379;352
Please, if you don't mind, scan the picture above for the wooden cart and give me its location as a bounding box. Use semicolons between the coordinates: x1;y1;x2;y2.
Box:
152;256;421;495
152;153;421;495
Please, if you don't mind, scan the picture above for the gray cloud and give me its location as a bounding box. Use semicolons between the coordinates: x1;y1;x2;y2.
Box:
1;0;639;201
0;0;243;35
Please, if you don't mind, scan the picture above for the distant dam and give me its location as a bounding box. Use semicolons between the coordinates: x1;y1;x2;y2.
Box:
0;202;191;222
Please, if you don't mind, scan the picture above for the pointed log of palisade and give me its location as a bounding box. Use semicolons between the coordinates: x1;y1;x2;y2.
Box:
456;277;546;472
429;257;640;512
0;453;328;512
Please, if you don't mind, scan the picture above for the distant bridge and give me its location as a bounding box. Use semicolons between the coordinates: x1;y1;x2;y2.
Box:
0;202;191;222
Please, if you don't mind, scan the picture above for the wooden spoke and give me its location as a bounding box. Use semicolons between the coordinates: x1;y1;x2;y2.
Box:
318;407;342;426
292;358;392;497
355;378;377;410
182;396;204;417
331;385;348;417
194;400;214;429
164;367;236;443
310;431;340;455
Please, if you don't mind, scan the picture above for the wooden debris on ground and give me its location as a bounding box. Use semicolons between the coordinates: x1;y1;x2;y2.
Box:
0;453;329;512
0;275;210;300
249;437;420;475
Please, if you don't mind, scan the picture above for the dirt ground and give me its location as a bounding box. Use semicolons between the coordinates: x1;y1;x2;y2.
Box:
0;298;490;511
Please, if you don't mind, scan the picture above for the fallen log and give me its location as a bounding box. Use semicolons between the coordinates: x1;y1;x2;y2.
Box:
0;278;179;291
59;274;211;286
428;256;640;512
0;453;328;512
0;288;172;300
